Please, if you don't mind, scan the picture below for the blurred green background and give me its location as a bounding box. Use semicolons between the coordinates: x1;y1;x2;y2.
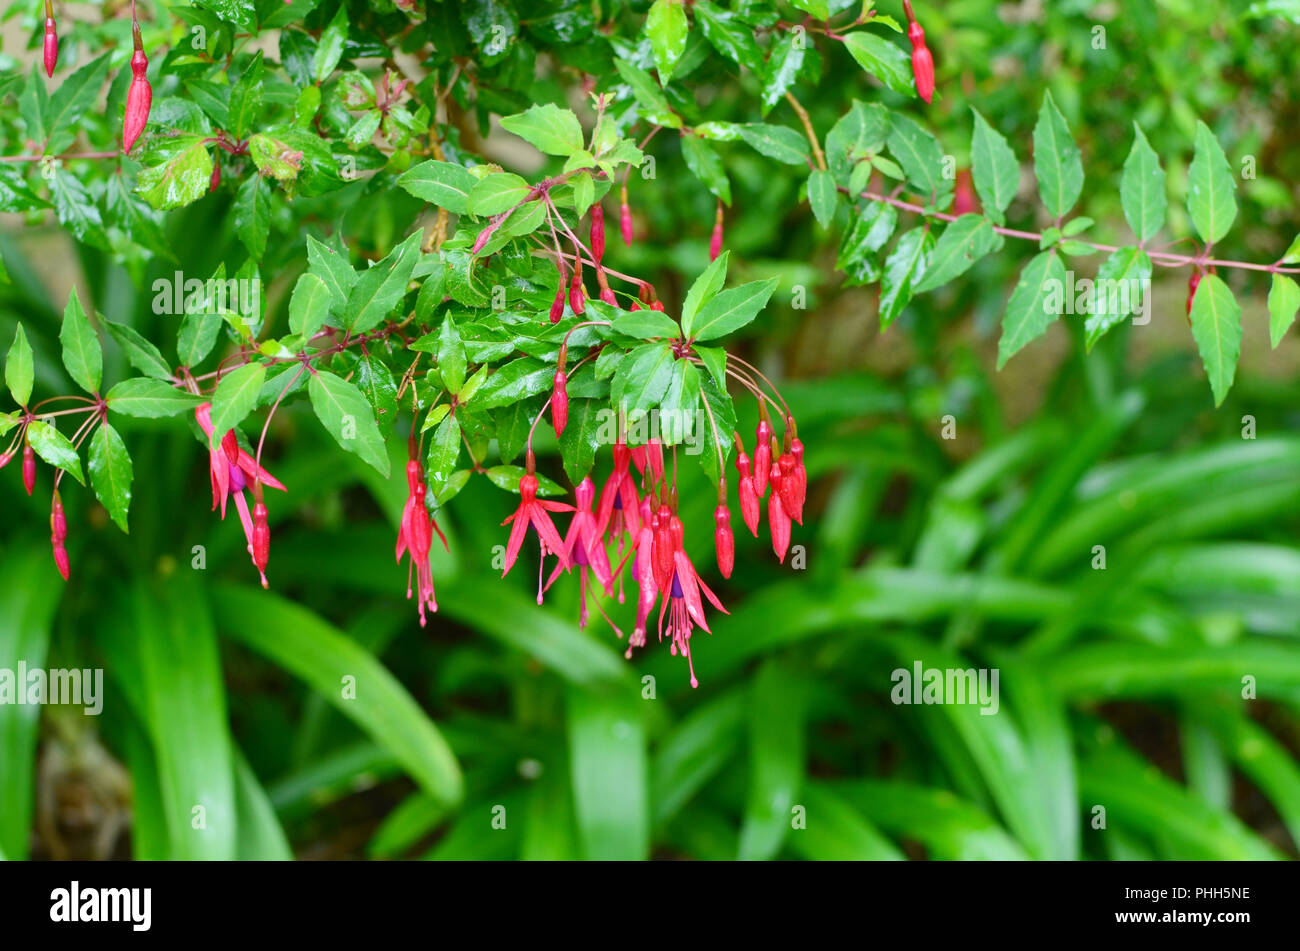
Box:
2;0;1300;860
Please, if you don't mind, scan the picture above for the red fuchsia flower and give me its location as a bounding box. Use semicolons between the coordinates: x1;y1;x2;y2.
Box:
732;432;761;536
43;0;58;78
590;203;606;264
767;447;792;562
195;402;287;574
753;415;773;497
396;458;448;627
710;200;724;262
501;452;573;603
23;442;36;496
904;1;935;104
620;184;634;247
624;497;657;657
599;286;618;306
50;490;69;580
652;496;674;594
657;513;728;688
596;439;642;549
545;477;617;629
122;13;152;155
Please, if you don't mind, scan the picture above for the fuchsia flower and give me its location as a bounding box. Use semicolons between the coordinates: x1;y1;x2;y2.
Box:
657;513;728;689
732;432;761;536
50;490;69;580
596;440;641;548
501;452;573;603
767;448;792;563
396;458;449;627
753;416;773;497
545;477;617;629
195;402;286;584
625;497;657;658
23;443;36;496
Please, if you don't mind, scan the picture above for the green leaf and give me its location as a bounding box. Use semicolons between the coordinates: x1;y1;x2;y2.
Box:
288;272;333;338
306;235;357;311
681;136;731;204
397;160;478;214
51;170;108;250
178;310;223;368
760;31;806;115
1032;90;1083;219
500;103;584;156
807;169;839;228
436;316;468;394
106;378;201;418
425;413;461;492
646;0;690;82
843;31;915;97
342;231;420;333
612;343;675;411
45;53;112;152
837;201;898;280
89;423;133;532
567;687;649;860
25;420;83;484
235;175;272;261
214;584;463;806
613;309;680;339
5;323;33;407
103;318;172;381
208;363;266;445
227;51;265;141
689;277;779;341
247;131;304;182
136;138;215;211
879;227;934;329
997;251;1067;369
694;344;727;391
313;5;348;83
1120;123;1167;242
1268;274;1300;348
58;288;102;395
1085;247;1152;351
466;172;533;216
557;398;603;482
1188;273;1243;406
913;214;997;292
693;1;765;75
886;113;950;205
476;358;553;409
970;108;1019;225
681;251;729;335
738;123;810;166
738;662;805;860
794;783;904;860
484;464;566;497
1187;121;1238;245
308;370;391;476
613;59;681;129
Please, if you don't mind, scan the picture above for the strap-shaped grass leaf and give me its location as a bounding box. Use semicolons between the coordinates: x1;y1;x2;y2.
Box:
997;250;1067;368
1084;246;1152;350
886;113;950;205
500;103;584;157
647;0;690;82
1032;90;1083;219
1187;121;1237;245
5;323;33;407
215;584;464;806
737;662;805;860
688;276;779;341
106;378;201;418
879;226;933;329
567;686;649;860
843;31;915;97
1120;123;1166;242
208;362;266;446
738;123;809;166
681;250;728;335
26;419;83;484
651;691;746;829
308;369;391;476
396;160;477;214
89;422;133;533
1188;273;1242;406
792;783;904;860
1268;274;1300;348
969;108;1019;225
341;230;420;333
913;214;998;292
59;288;102;394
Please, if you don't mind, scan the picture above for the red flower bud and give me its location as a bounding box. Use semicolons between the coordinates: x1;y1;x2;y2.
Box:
620;184;634;247
0;450;12;471
552;369;569;436
753;419;772;497
50;490;69;580
569;258;585;315
789;436;806;523
909;25;935;105
590;203;606;264
549;273;566;324
252;501;271;588
600;286;617;306
122;37;152;155
714;503;734;579
23;443;36;496
650;300;665;312
709;201;724;262
768;463;791;563
43;5;58;78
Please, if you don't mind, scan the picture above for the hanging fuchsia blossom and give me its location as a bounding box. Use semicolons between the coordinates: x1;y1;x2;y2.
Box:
657;513;728;688
546;477;617;629
596;440;641;548
396;457;449;627
625;497;657;658
753;415;773;497
195;402;286;581
50;490;69;580
767;448;792;562
732;432;760;536
23;443;36;496
501;452;573;603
